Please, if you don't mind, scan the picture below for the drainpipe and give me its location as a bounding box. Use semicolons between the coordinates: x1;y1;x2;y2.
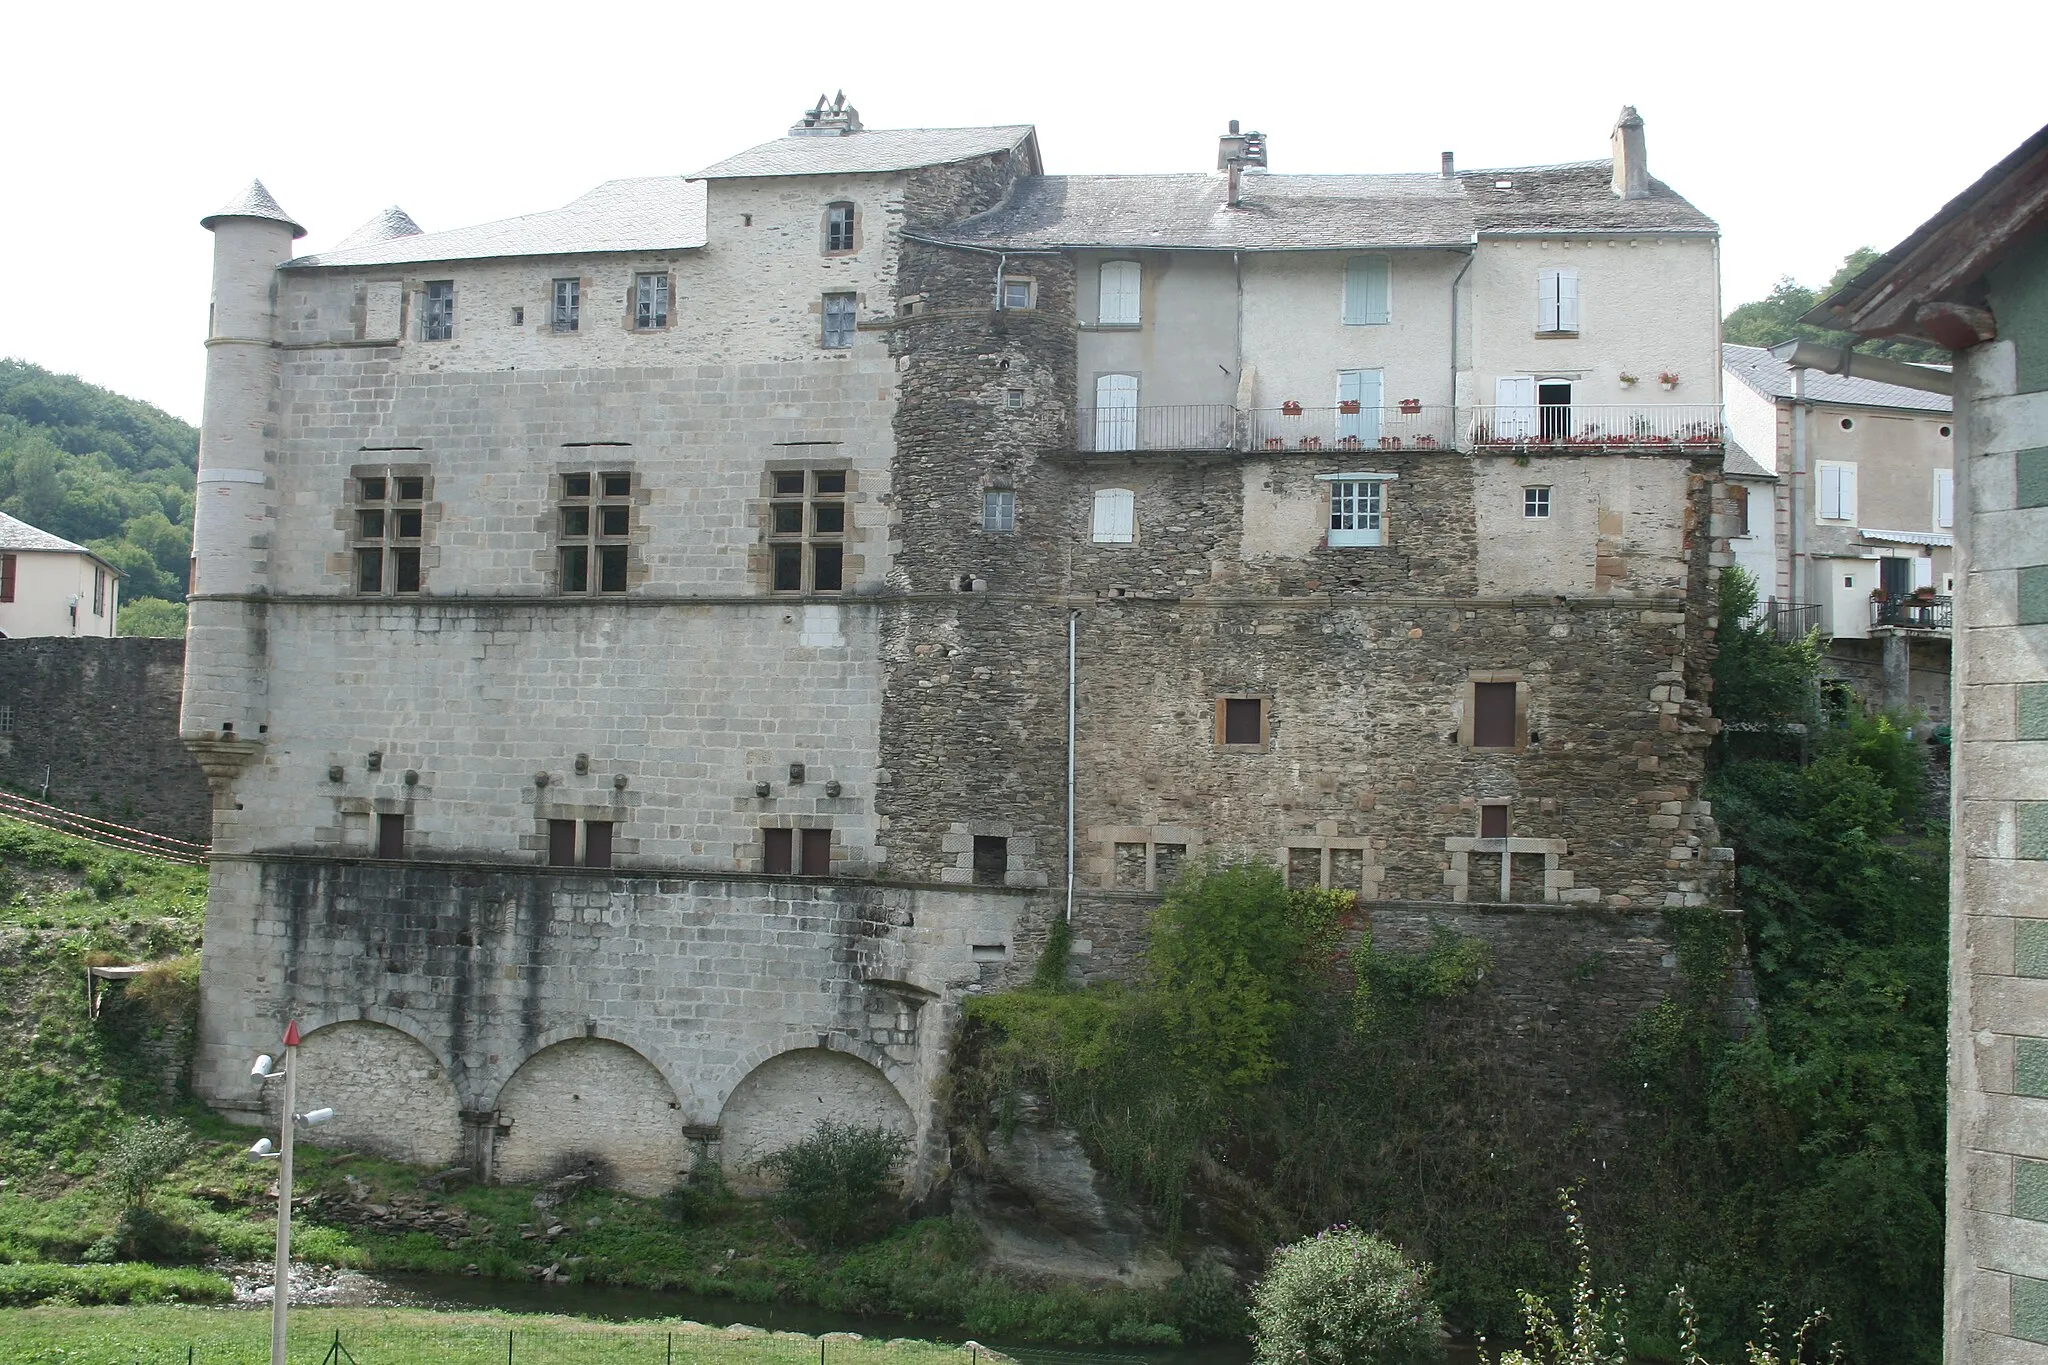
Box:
993;252;1008;311
1789;373;1809;608
1066;610;1078;924
1448;244;1477;422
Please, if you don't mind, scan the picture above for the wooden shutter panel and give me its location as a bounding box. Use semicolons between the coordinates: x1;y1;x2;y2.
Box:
1480;804;1509;839
0;554;14;603
1913;556;1934;590
1819;466;1842;520
1556;268;1579;332
1473;682;1516;748
801;828;833;875
1100;261;1139;325
1342;257;1389;325
1936;469;1954;528
1364;256;1390;324
1538;269;1559;332
763;828;793;874
1838;465;1857;522
584;821;613;869
548;820;577;866
1093;488;1135;543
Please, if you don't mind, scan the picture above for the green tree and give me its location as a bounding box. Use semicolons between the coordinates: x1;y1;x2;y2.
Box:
117;598;187;638
1723;249;1946;362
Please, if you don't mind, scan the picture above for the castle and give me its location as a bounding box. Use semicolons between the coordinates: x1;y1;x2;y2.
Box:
186;96;1735;1195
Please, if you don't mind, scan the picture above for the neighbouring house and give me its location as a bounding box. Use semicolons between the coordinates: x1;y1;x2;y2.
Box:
1804;119;2048;1364
0;512;120;639
181;99;1736;1195
1722;342;1956;721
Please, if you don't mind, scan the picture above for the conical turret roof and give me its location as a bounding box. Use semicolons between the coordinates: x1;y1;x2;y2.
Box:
200;179;306;238
331;206;424;252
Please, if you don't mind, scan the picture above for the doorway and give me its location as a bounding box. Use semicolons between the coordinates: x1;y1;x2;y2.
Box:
1538;381;1572;443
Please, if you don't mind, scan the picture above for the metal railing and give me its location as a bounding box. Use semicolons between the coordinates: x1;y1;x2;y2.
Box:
1067;403;1724;454
1243;405;1458;452
1074;404;1237;452
1742;600;1820;641
1463;403;1724;450
1871;594;1953;631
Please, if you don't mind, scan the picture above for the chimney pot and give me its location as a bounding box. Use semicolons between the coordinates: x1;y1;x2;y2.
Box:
1441;150;1455;178
1610;105;1648;200
1229;119;1240;134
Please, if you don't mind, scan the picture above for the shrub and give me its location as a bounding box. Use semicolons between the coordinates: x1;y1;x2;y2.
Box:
1250;1227;1445;1365
0;1262;231;1306
102;1117;195;1209
756;1120;911;1248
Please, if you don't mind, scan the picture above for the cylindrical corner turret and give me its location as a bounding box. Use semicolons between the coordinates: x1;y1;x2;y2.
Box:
182;181;303;801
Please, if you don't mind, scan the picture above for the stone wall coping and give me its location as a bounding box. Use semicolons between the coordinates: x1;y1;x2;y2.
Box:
186;589;1697;612
1443;836;1569;855
1073;891;1732;920
219;850;1044;896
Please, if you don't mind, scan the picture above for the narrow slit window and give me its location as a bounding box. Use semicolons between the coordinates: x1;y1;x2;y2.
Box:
547;819;578;867
584;820;613;869
423;281;455;340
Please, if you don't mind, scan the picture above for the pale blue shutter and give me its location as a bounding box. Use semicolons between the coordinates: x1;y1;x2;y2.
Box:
1336;371;1383;443
1537;270;1560;332
1343;257;1390;325
1556;268;1579;333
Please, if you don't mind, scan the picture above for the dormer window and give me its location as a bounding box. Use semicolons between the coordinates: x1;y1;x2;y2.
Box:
825;203;856;254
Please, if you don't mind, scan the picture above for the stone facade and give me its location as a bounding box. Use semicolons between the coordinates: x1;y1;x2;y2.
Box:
0;637;212;842
187;105;1735;1197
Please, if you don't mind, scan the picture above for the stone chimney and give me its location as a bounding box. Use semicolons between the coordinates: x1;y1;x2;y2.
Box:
1610;106;1648;199
1441;151;1455;179
791;91;862;138
1217;119;1268;207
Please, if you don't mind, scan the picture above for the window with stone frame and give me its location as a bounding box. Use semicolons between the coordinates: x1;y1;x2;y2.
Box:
633;273;670;330
983;488;1016;534
1001;277;1036;310
1215;695;1269;751
972;836;1009;885
422;281;455;340
552;278;581;332
764;826;833;875
767;469;847;593
824;203;856;254
351;470;427;595
1111;838;1190;891
821;292;856;348
557;470;634;594
376;812;407;859
1469;678;1522;750
547;818;614;868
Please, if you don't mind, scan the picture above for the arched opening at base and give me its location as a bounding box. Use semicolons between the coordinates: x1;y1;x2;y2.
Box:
493;1038;684;1197
284;1021;462;1168
717;1048;913;1193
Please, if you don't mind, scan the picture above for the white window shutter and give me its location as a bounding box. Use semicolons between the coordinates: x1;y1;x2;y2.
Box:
1495;376;1537;440
1537;269;1560;332
1344;257;1390;325
1092;488;1135;544
1099;262;1140;325
1913;556;1934;590
1819;466;1842;520
1839;465;1857;523
1936;469;1954;529
1556;268;1579;333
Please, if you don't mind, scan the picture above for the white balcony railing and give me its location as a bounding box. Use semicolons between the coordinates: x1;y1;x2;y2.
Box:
1066;403;1726;454
1243;406;1457;452
1463;403;1724;450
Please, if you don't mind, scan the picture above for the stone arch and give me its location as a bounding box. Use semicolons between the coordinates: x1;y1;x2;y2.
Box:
283;1020;463;1168
492;1037;685;1197
717;1047;914;1191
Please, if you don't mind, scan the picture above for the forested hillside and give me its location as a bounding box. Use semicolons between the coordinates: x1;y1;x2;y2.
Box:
0;360;197;607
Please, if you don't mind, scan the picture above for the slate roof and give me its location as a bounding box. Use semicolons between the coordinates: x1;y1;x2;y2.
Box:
0;512;104;561
330;207;424;254
924;161;1714;252
1722;343;1952;414
285;178;709;269
201;179;306;239
690;126;1038;179
1724;439;1777;481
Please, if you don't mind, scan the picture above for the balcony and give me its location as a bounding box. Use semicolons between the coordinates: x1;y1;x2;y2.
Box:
1243;405;1457;453
1464;403;1724;451
1066;403;1722;455
1871;594;1952;632
1743;600;1820;641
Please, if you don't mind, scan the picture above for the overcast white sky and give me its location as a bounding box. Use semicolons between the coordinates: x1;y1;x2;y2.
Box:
5;0;2041;425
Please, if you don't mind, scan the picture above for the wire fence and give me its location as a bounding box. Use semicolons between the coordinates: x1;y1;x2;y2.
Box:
0;788;209;864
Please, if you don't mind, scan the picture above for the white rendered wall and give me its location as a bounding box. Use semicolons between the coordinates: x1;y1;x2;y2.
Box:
1073;250;1238;410
1240;249;1465;411
0;552;117;638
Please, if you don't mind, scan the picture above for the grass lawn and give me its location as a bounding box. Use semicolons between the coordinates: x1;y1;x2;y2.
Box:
0;1306;997;1364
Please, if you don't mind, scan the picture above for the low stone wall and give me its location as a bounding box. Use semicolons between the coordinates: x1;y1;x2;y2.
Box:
0;637;211;843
